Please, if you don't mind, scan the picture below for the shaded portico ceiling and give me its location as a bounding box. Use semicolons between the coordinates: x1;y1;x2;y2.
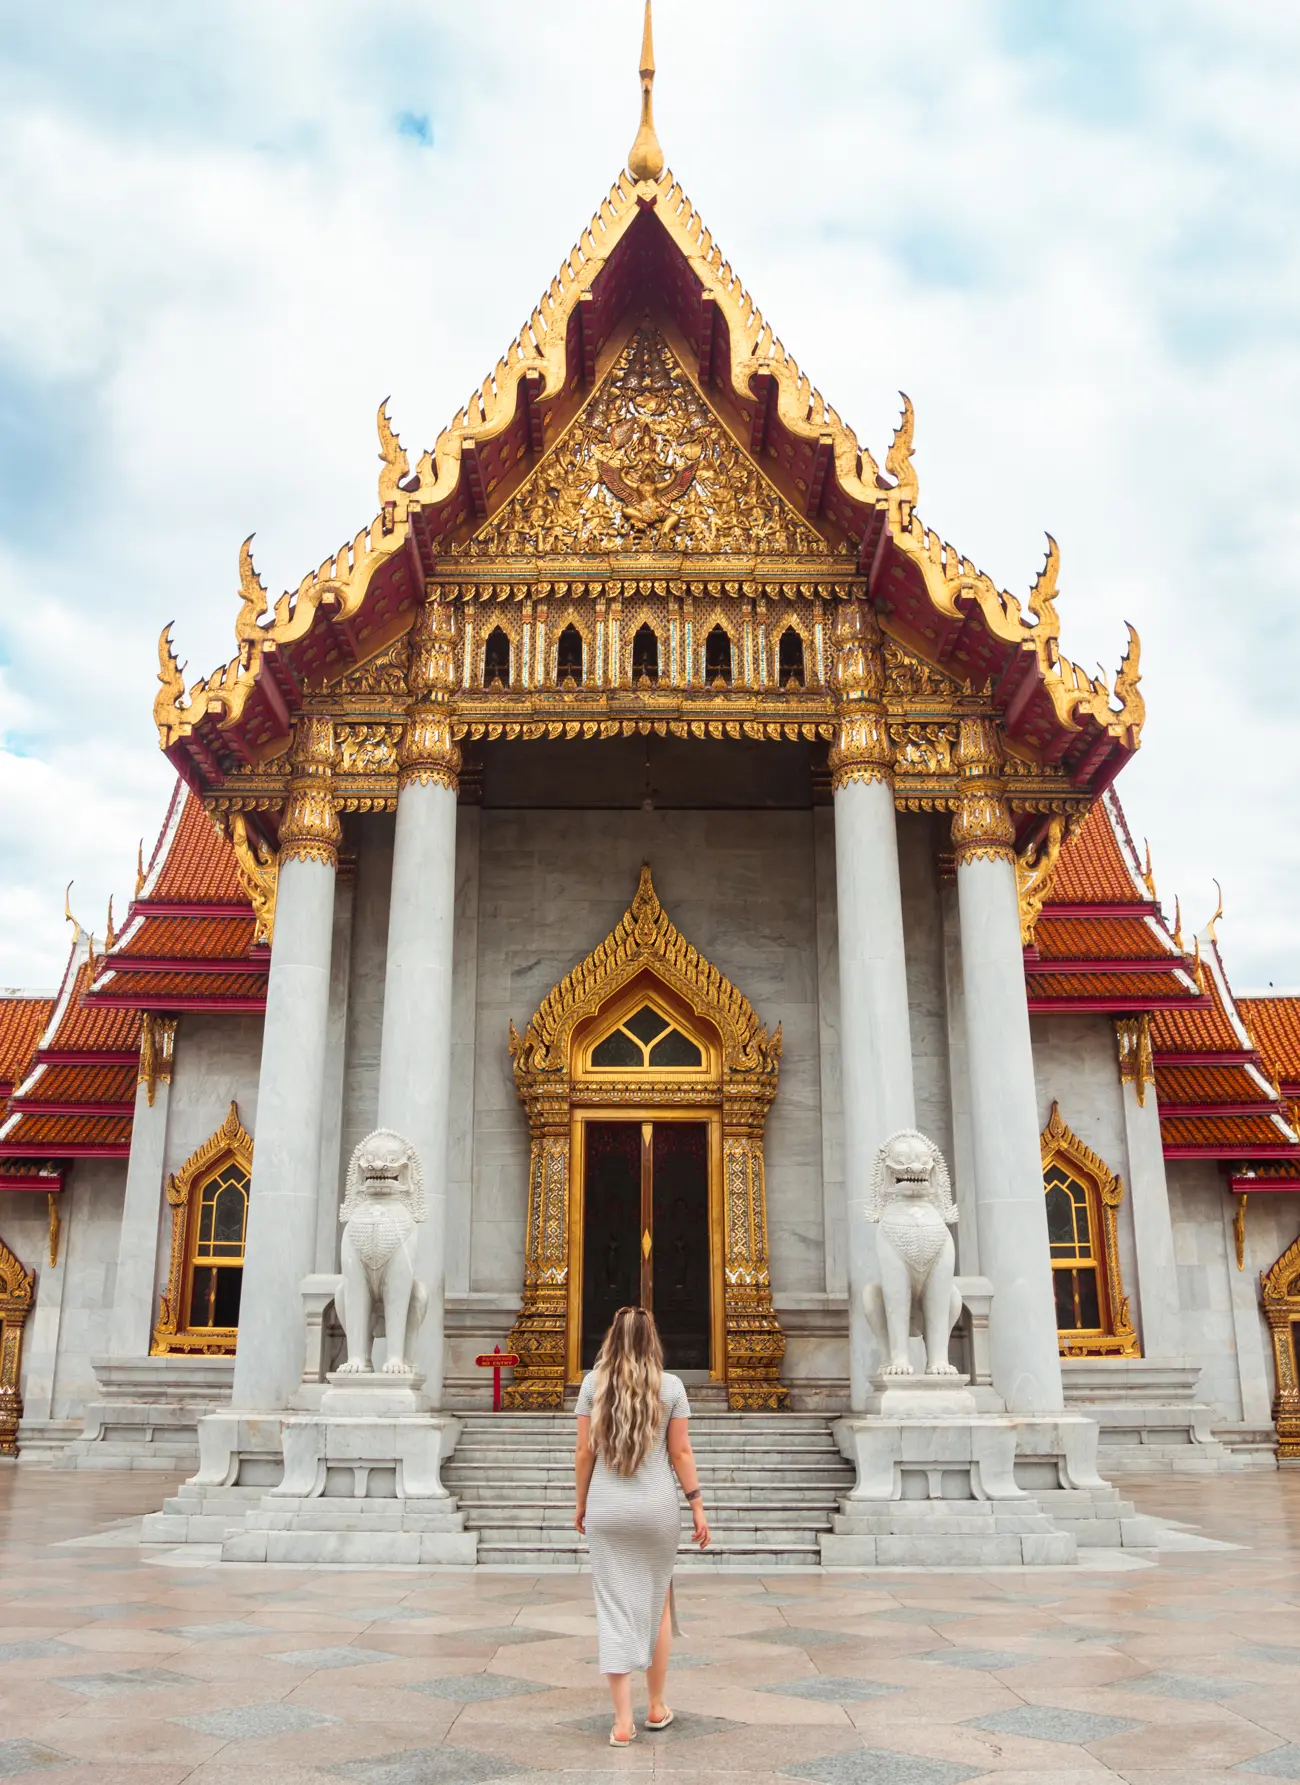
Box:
154;5;1143;805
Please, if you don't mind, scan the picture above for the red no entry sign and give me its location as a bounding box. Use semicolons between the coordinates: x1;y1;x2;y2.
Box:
474;1346;519;1410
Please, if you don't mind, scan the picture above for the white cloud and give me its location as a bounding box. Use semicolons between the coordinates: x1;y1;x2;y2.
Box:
1;0;1298;988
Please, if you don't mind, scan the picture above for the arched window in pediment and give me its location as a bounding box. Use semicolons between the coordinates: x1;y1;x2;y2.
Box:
557;623;584;687
484;627;511;689
705;625;733;686
632;624;659;684
778;627;805;688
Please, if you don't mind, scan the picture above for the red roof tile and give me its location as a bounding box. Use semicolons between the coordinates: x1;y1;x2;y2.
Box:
144;785;245;904
1052;796;1150;906
1238;996;1300;1086
0;996;53;1089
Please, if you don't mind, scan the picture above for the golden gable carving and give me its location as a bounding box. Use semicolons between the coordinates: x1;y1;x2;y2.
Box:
462;328;837;560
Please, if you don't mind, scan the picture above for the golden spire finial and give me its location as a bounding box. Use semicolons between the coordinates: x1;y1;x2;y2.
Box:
627;1;664;183
1206;877;1225;944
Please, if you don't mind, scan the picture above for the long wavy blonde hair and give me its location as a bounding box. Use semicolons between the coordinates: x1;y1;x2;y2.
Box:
588;1306;664;1477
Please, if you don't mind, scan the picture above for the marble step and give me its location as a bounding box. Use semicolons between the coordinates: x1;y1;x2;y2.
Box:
463;1504;836;1531
453;1487;846;1510
476;1541;823;1569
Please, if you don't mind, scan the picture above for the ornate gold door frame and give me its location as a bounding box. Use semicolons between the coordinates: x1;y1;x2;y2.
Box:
0;1236;35;1456
1262;1233;1300;1460
504;865;788;1410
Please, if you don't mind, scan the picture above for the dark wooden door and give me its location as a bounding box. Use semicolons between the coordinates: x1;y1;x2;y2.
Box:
581;1119;710;1372
651;1122;710;1370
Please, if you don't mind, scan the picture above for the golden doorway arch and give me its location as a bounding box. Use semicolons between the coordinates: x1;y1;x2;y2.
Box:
504;866;788;1411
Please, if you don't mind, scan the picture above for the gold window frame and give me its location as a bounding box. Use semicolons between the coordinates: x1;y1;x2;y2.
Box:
1041;1101;1139;1358
504;864;787;1411
0;1236;34;1457
152;1101;253;1356
1261;1233;1300;1460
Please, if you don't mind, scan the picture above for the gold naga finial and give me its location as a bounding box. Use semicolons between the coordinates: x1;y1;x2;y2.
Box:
234;536;268;665
377;398;410;510
1206;877;1225;944
134;838;146;899
628;1;665;183
1141;840;1157;901
1171;893;1184;953
64;881;85;944
104;895;117;952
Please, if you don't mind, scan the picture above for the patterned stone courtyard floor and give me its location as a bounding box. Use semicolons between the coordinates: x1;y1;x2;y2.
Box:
0;1466;1299;1782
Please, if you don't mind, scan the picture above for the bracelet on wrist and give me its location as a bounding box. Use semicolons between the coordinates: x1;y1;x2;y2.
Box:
685;1487;702;1503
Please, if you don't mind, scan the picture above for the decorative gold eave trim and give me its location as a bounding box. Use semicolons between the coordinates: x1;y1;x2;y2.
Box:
156;167;1144;756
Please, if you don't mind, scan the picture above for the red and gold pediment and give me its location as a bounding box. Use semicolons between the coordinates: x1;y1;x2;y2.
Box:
462;326;836;565
152;40;1145;815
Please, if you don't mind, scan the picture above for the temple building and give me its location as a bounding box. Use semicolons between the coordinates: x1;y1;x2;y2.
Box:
0;9;1297;1552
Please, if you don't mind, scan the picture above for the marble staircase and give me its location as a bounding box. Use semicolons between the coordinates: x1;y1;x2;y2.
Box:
445;1411;854;1568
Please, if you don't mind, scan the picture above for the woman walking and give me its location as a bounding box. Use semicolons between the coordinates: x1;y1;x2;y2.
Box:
574;1305;710;1747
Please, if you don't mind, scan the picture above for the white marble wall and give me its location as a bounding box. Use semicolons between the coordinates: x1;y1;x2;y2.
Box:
899;816;953;1167
14;1162;126;1422
1030;1013;1140;1344
471;808;827;1299
1236;1189;1300;1425
338;816;394;1205
161;1014;264;1315
1167;1159;1251;1424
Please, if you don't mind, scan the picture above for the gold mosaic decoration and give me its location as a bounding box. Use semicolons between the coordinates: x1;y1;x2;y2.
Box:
0;1235;34;1457
1261;1233;1300;1459
464;328;832;560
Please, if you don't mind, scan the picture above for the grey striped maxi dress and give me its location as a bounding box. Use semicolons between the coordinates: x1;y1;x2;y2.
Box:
576;1371;690;1674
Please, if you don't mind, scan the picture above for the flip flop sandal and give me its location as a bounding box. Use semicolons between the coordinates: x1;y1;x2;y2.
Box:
609;1726;637;1747
645;1709;675;1730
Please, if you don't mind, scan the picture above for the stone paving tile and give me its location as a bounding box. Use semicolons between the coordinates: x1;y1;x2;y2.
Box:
0;1740;75;1779
332;1745;527;1782
271;1646;398;1669
781;1750;984;1784
749;1626;872;1648
179;1704;339;1740
1235;1750;1300;1780
758;1675;900;1702
566;1707;739;1742
1119;1670;1249;1702
921;1648;1032;1671
405;1673;550;1701
54;1667;196;1698
0;1639;81;1662
1241;1645;1300;1667
966;1704;1145;1743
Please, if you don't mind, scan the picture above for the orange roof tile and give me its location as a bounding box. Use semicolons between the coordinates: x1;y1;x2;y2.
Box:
144;784;245;904
1035;916;1170;962
0;996;53;1089
1029;970;1192;1003
1151;973;1243;1054
1155;1063;1270;1105
0;1111;132;1149
11;1063;137;1105
1052;796;1149;906
87;969;267;1004
1160;1113;1299;1152
117;915;258;962
1238;996;1300;1085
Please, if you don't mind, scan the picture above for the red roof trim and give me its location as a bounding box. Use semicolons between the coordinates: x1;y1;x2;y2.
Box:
1025;957;1188;977
81;995;268;1013
35;1050;140;1068
1028;996;1213;1014
1159;1100;1291;1120
0;1171;64;1192
94;956;268;977
0;1142;129;1159
9;1100;136;1119
1164;1144;1300;1160
1228;1174;1300;1193
128;900;252;920
1155;1050;1256;1067
1038;901;1162;920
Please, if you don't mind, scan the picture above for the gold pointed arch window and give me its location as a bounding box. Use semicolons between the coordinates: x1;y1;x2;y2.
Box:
1041;1102;1138;1358
585;994;710;1075
1261;1234;1300;1459
152;1102;253;1356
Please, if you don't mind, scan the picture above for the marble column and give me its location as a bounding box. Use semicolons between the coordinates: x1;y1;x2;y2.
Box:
231;718;340;1413
1116;1017;1184;1360
830;605;916;1411
953;718;1063;1416
376;602;461;1406
107;1016;177;1359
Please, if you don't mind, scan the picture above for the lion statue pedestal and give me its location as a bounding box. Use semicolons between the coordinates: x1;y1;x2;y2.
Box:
822;1129;1100;1569
219;1130;478;1568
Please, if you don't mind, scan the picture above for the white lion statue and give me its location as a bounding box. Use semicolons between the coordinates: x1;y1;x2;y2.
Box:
862;1129;962;1377
334;1128;429;1376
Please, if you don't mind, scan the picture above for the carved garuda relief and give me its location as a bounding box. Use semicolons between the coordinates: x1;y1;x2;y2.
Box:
462;327;838;559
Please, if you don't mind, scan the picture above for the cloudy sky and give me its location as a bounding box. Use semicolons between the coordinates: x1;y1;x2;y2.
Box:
2;1;1298;992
